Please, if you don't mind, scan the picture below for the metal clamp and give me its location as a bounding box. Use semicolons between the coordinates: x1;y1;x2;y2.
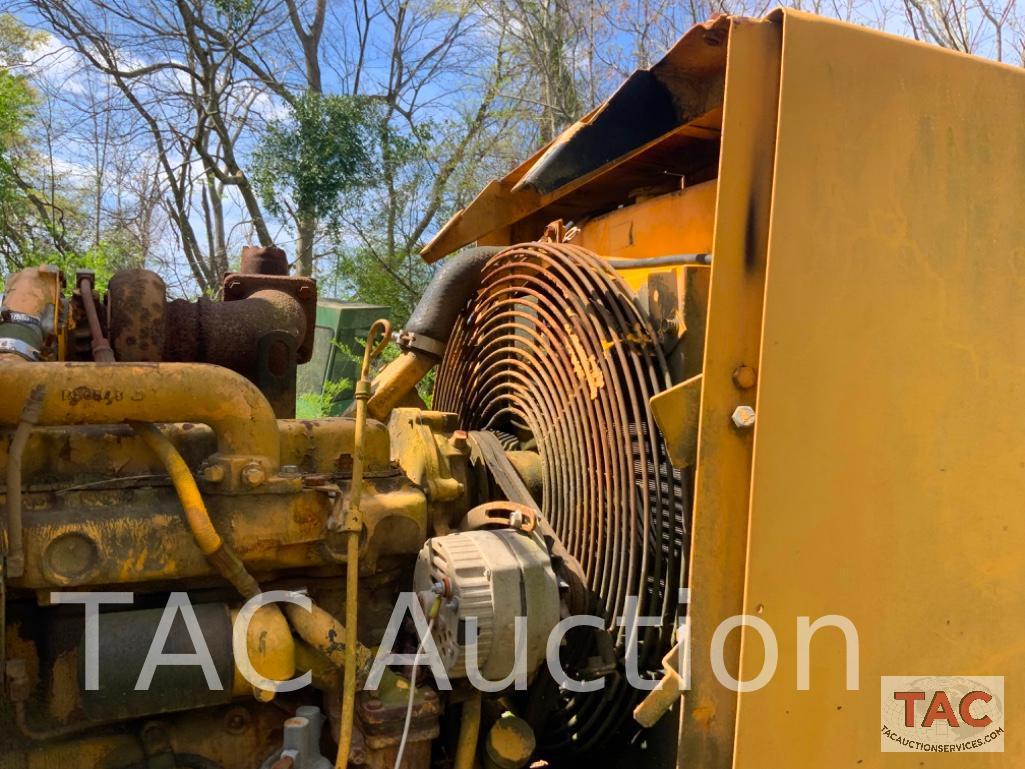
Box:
0;338;41;361
396;329;447;358
0;311;43;332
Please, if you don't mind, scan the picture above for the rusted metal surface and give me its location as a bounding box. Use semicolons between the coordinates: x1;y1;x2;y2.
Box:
222;271;318;363
74;273;114;363
164;289;307;373
434;241;686;753
241;245;290;276
356;674;440;767
107;268;167;362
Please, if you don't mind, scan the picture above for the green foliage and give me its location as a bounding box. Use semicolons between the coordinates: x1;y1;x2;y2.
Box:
327;244;433;326
211;0;254;25
0;14;43;68
253;91;379;223
296;376;353;419
0;52;36;209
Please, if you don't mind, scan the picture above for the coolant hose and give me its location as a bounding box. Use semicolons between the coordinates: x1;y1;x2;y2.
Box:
404;246;502;344
366;246;502;421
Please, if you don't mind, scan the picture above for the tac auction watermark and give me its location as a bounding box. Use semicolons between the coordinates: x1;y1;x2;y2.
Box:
881;675;1005;753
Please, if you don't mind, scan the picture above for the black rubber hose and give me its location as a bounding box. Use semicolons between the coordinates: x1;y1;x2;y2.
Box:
405;246;503;344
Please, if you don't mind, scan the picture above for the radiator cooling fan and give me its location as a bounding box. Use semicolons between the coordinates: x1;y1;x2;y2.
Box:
434;241;688;756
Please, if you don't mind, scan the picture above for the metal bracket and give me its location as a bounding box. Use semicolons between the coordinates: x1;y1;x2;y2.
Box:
397;329;446;358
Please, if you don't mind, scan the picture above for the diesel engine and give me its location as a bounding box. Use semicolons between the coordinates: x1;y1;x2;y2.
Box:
0;238;690;769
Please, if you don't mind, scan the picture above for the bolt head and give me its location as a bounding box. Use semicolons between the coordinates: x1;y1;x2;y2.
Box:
731;405;756;429
241;463;266;487
449;430;469;451
201;464;226;483
732;365;757;390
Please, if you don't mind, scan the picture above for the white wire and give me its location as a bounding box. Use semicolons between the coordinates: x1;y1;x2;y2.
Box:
393;617;436;769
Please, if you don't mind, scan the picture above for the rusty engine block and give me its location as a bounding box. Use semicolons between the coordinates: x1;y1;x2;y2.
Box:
0;240;686;769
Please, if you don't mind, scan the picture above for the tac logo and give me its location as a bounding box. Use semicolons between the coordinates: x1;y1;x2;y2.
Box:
880;675;1004;753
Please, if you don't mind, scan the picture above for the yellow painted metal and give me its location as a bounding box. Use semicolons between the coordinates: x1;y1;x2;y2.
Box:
454;690;482;769
678;16;781;769
0;362;281;473
651;373;703;469
366;350;435;422
0;266;66;362
575;180;716;262
229;604;298;699
727;9;1025;767
335;318;390;769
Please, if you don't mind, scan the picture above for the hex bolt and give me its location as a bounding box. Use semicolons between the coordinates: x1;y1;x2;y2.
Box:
731;405;756;429
449;429;468;451
732;365;757;390
242;463;267;487
201;464;225;483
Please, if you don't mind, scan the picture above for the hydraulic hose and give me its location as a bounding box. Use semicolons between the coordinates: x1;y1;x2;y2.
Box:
4;384;46;578
131;421;261;599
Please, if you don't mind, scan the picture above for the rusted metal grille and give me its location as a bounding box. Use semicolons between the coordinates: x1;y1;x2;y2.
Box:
435;241;687;752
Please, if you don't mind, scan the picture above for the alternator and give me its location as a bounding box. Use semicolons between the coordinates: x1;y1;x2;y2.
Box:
413;518;561;683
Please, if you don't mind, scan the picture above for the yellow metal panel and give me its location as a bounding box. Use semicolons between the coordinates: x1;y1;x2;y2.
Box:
733;10;1025;767
652;373;703;469
679;17;781;769
575;180;716;260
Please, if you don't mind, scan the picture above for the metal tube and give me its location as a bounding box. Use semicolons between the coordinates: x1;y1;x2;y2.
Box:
454;691;482;769
605;253;712;269
365;351;434;422
4;384;45;578
282;602;373;671
0;362;280;469
335;319;390;769
77;275;115;362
